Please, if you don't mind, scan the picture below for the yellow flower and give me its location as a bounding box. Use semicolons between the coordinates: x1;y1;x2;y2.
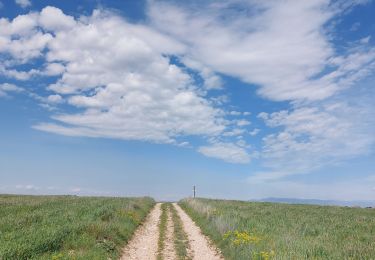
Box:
222;230;261;246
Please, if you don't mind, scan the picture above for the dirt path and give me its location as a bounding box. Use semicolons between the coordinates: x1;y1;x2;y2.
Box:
162;209;177;260
121;203;161;260
120;202;223;260
173;203;224;260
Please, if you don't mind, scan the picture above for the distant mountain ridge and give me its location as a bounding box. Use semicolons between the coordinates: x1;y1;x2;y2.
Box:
253;197;375;207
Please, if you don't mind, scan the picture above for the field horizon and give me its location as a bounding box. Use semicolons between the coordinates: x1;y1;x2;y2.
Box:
1;195;374;259
2;193;374;208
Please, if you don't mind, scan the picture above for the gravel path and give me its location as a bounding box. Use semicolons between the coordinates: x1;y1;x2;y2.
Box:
120;203;161;260
120;202;223;260
173;203;224;260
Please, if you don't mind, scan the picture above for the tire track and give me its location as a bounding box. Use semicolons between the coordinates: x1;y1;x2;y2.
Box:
173;203;223;260
121;203;161;260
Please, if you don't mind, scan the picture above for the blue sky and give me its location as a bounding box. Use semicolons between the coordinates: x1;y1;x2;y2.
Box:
0;0;374;201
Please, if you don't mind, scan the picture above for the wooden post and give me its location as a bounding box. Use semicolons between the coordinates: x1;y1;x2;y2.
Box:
193;185;196;198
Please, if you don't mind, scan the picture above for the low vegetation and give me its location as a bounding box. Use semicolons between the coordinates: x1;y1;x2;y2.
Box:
157;203;169;260
0;195;154;260
171;204;191;260
180;198;375;259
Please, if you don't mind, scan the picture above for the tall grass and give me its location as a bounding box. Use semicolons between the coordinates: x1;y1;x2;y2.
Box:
0;195;154;260
180;198;375;259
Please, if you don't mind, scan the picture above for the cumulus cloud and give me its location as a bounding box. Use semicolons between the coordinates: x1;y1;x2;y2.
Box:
198;142;251;164
39;6;76;31
0;6;248;164
15;0;31;8
0;13;52;64
30;9;228;143
42;62;65;76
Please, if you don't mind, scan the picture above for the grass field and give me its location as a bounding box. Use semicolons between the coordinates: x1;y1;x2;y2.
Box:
0;195;154;260
180;198;375;259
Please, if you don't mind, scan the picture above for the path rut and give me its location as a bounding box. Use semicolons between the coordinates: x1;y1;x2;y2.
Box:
173;203;224;260
121;203;161;260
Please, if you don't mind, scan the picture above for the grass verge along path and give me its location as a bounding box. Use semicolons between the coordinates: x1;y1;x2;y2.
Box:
0;195;154;260
120;203;161;260
179;198;375;259
174;203;223;260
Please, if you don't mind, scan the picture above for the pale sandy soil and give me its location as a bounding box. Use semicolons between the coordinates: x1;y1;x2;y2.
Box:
120;203;161;260
173;203;224;260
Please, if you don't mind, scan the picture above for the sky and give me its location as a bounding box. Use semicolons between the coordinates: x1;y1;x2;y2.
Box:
0;0;375;201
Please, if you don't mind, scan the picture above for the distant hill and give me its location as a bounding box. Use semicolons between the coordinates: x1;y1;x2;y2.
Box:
254;197;375;208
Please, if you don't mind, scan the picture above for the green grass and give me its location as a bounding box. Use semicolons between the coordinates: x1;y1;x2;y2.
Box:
179;198;375;260
157;203;169;260
171;204;191;260
0;194;155;260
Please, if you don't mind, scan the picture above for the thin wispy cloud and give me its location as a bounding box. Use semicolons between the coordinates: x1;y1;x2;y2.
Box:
0;83;23;97
198;141;251;164
148;0;375;177
15;0;31;8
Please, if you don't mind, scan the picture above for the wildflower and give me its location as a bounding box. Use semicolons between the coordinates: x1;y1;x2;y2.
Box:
253;250;276;260
222;230;261;246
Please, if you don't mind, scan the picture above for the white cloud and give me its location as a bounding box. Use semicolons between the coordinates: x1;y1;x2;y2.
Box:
255;89;375;180
47;94;63;104
42;62;65;76
249;128;260;136
180;57;222;89
147;0;375;173
0;7;230;146
0;83;23;97
236;119;251;126
198;142;251;164
148;0;375;102
39;6;76;31
222;128;245;137
37;13;225;142
229;111;241;116
15;184;39;190
15;0;31;8
1;2;374;169
0;13;52;63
